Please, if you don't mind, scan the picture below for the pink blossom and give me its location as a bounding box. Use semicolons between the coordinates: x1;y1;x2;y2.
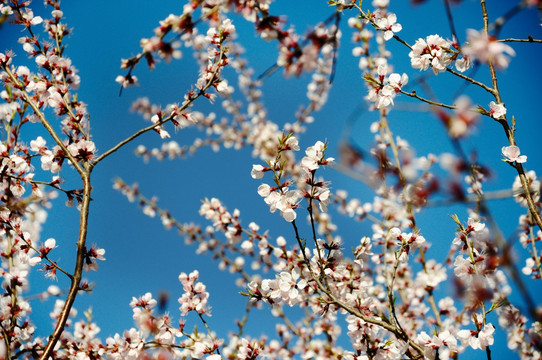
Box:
416;260;447;289
83;245;106;272
372;0;390;7
366;65;408;109
463;29;515;69
522;258;536;276
301;141;334;171
257;183;271;197
115;74;139;88
261;268;307;306
502;145;527;163
178;270;211;316
457;323;495;350
512;170;539;207
273;190;300;222
130;292;157;309
454;256;474;280
47;285;61;296
282;136;300;151
40;238;56;256
455;55;471;72
0;4;13;15
489;101;506;119
215;79;232;95
30;136;47;153
250;164;267;179
375;13;402;41
417;330;458;359
67;139;96;160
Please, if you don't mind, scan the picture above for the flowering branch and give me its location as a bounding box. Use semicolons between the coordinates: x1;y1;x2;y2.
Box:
399;89;457;110
93;40;228;167
479;0;542;232
0;65;86;177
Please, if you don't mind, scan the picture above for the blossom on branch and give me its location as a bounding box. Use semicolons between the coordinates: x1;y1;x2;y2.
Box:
178;270;211;316
365;63;408;109
409;34;453;74
67;139;96;160
375;13;402;41
457;323;495;350
463;29;515;69
261;268;308;306
489;101;506;119
262;188;301;222
301;140;334;171
512;170;540;207
115;74;139;88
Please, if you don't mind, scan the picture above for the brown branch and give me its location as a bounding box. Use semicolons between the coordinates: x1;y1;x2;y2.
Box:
39;170;91;360
400;90;457;110
445;67;496;95
516;165;542;231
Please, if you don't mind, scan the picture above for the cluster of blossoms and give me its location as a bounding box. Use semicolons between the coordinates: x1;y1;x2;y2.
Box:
252;135;302;222
276;20;340;78
365;63;408;109
259;267;308;306
348;9;408;111
118;175;541;360
252;136;334;222
41;273;220;359
409;34;456;74
409;28;516;75
178;270;211;316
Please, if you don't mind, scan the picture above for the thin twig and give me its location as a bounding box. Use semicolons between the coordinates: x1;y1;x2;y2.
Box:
400;90;457;110
499;37;542;43
444;0;460;45
480;0;542;232
445;67;496;95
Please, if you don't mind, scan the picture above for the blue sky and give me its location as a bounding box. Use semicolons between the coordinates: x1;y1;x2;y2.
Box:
2;0;541;358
